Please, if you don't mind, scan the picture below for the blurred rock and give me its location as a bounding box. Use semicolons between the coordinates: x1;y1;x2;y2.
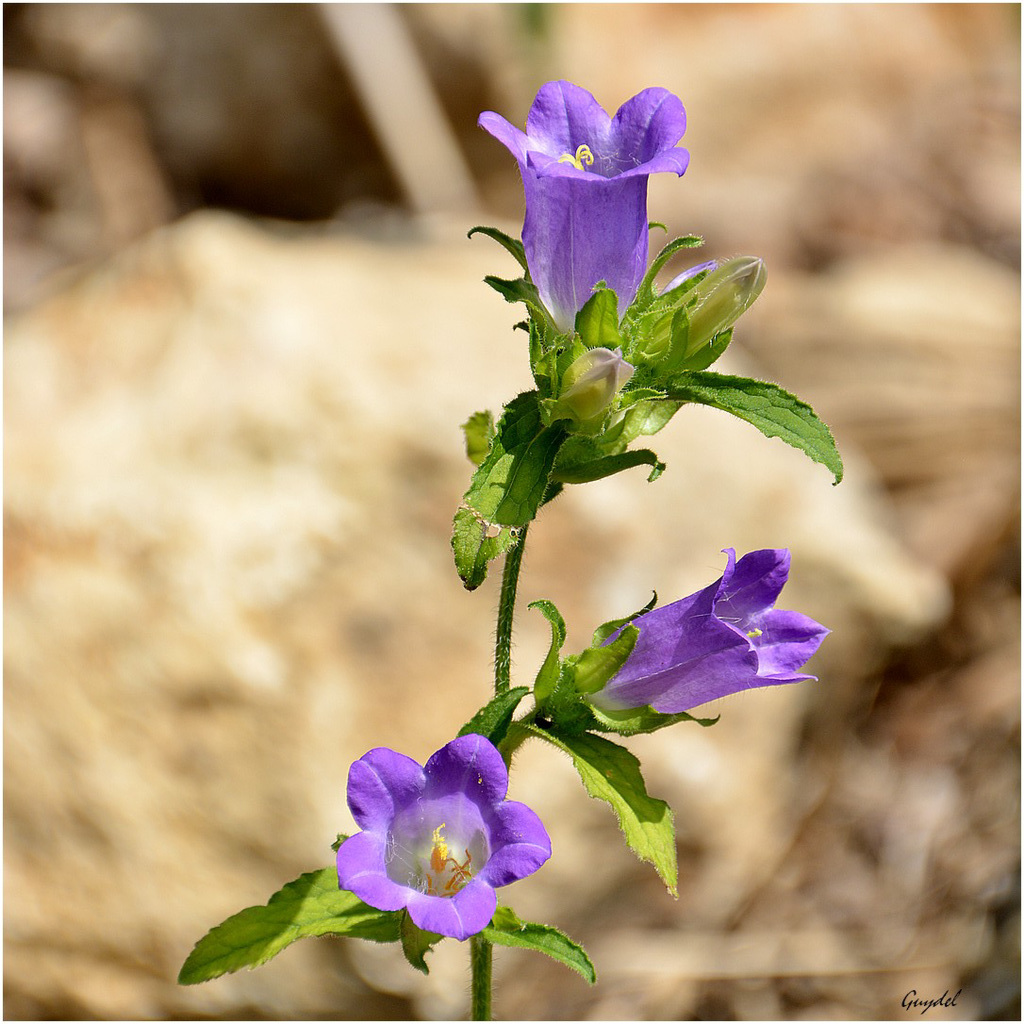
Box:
5;210;951;1019
744;243;1020;583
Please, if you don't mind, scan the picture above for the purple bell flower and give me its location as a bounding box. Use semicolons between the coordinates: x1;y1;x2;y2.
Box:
336;734;551;940
590;549;829;714
479;80;690;331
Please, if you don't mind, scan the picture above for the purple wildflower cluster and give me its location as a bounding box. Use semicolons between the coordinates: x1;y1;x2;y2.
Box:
335;85;829;947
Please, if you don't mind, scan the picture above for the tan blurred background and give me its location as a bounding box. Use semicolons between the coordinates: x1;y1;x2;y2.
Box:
4;4;1019;1020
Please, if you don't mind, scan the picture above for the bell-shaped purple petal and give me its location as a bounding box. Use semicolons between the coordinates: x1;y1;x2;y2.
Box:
336;735;551;941
336;831;410;912
590;549;829;714
406;877;497;941
423;732;508;805
346;747;426;831
479;80;689;330
477;800;552;888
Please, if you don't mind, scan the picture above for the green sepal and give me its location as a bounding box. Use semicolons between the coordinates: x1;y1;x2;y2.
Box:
481;906;596;984
528;599;567;701
589;703;720;737
679;327;733;373
588;396;681;454
663;371;844;483
330;833;351;853
574;286;622;351
526;727;677;895
481;275;558;339
591;592;657;645
399;910;443;975
452;391;566;589
570;624;639;695
177;870;400;985
547;392;678;487
483;274;541;309
631;305;734;377
551;448;665;485
462;410;495;467
533;669;600;738
458;687;530;747
628;233;704;314
468;225;529;274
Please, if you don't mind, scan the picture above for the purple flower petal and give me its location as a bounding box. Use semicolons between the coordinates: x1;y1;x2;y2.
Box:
611;88;687;165
346;747;426;830
336;831;409;912
524;81;613;162
405;878;498;941
423;732;508;805
477;800;552;887
753;609;831;679
476;111;530;165
715;548;790;621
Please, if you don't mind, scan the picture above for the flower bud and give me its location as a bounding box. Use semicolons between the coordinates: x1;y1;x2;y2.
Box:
685;256;766;350
553;347;634;424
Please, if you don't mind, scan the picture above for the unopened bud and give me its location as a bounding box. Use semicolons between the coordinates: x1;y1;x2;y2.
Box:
555;347;634;424
686;256;767;350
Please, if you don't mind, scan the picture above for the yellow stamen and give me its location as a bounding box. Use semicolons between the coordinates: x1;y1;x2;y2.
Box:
429;824;448;873
558;144;594;172
747;628;763;638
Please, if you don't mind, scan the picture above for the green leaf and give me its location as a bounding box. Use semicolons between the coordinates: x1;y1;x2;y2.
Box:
528;599;567;701
458;687;530;746
178;870;399;985
574;286;622;350
482;907;596;984
451;508;520;592
467;393;566;526
399;910;443;975
452;392;566;589
664;371;844;484
551;448;666;485
462;410;495;467
528;728;677;894
589;703;720;737
570;625;639;695
468;225;529;273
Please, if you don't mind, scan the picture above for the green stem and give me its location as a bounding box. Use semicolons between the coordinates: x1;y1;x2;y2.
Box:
469;935;493;1021
493;524;528;694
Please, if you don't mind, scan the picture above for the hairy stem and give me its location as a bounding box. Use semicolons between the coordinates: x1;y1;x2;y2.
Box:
469;935;493;1021
494;524;528;694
